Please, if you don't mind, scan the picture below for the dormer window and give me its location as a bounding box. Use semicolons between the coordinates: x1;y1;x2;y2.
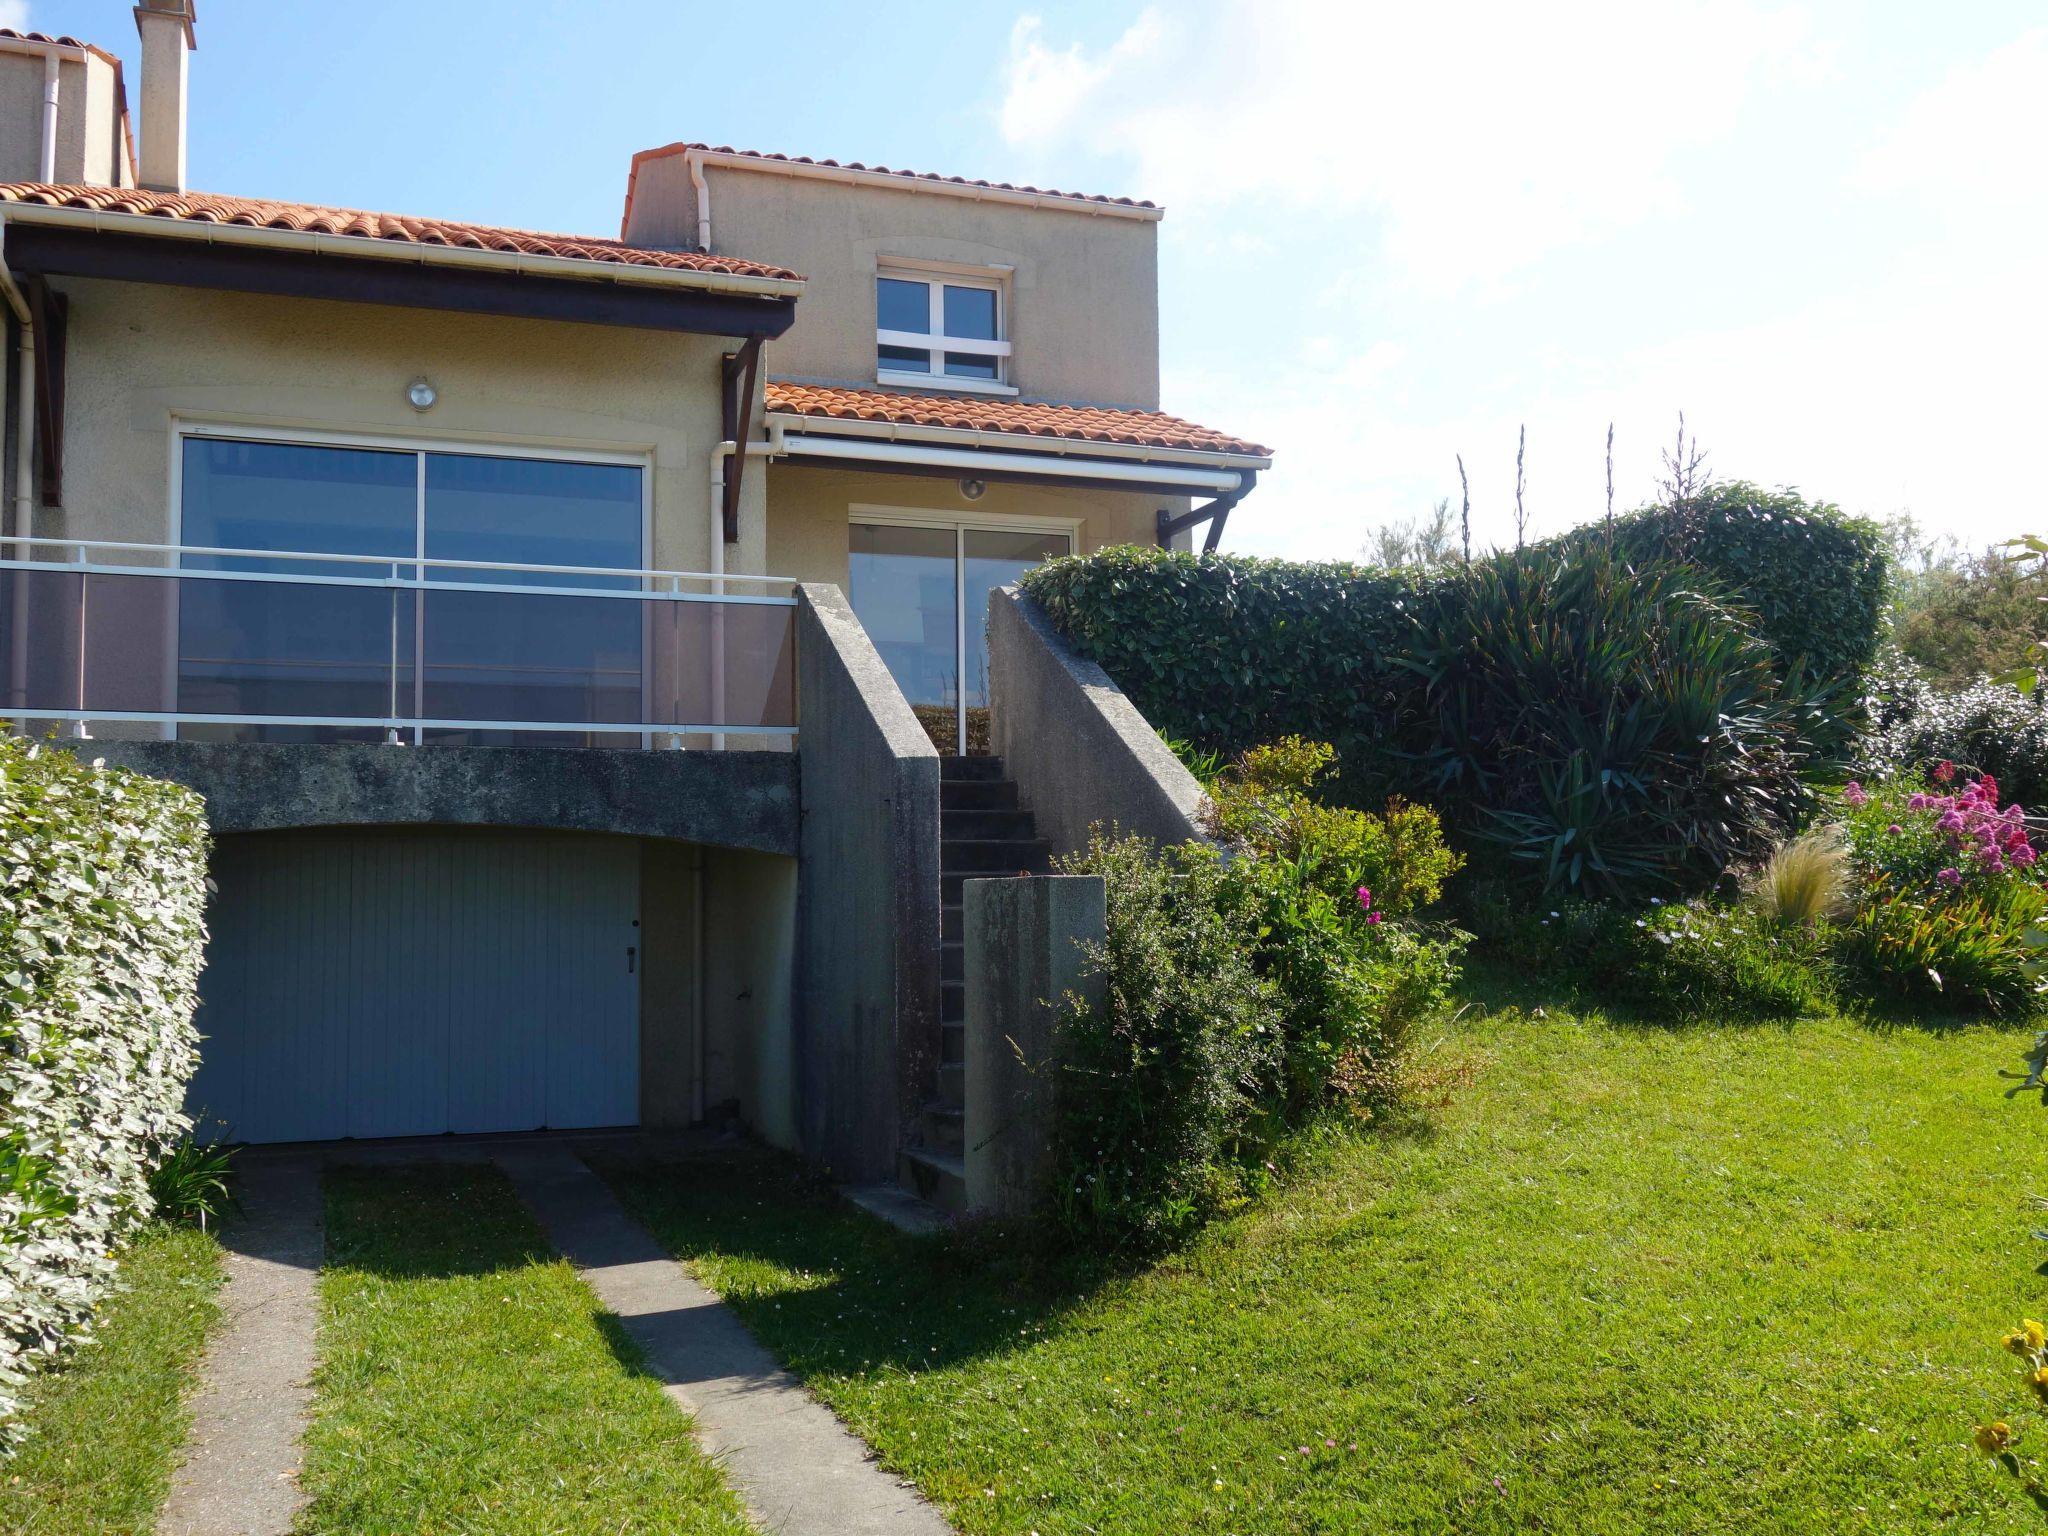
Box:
876;262;1014;394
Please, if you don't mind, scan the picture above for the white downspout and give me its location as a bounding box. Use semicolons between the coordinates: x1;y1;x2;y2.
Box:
0;224;33;718
688;149;712;253
38;53;59;184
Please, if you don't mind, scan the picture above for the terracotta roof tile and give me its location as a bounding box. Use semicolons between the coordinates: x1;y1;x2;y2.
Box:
629;142;1157;218
765;381;1269;459
0;182;802;281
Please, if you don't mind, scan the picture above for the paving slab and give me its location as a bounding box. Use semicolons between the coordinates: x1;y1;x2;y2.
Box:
158;1153;323;1536
496;1142;955;1536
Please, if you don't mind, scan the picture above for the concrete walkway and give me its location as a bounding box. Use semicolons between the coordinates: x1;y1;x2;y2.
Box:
496;1143;956;1536
158;1154;323;1536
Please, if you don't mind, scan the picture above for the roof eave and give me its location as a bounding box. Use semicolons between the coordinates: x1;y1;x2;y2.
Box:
761;407;1272;472
0;200;807;299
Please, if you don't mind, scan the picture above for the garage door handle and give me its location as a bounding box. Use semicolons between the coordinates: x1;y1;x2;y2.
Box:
626;945;637;974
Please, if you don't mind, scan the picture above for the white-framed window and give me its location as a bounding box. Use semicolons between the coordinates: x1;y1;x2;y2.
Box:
875;262;1014;394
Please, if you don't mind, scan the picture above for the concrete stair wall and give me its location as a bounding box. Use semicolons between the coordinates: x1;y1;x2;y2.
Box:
898;753;1049;1213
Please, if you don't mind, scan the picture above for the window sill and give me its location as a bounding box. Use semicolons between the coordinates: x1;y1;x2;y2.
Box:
875;371;1020;398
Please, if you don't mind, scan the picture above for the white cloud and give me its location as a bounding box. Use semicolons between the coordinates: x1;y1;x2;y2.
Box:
0;3;32;31
999;0;1821;294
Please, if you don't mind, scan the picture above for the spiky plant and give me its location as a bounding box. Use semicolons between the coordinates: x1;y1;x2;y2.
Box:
1747;825;1851;927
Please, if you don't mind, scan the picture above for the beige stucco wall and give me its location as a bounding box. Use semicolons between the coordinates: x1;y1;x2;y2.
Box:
0;50;128;186
44;277;768;576
624;156;1161;409
702;845;798;1149
764;462;1177;588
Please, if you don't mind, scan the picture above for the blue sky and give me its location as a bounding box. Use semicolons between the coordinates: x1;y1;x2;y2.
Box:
14;1;2046;559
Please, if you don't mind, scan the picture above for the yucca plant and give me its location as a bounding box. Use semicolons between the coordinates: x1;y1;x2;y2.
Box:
1747;825;1851;927
1401;546;1815;898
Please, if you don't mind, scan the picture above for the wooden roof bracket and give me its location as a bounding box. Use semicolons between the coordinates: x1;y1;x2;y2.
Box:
720;334;764;544
1156;468;1257;553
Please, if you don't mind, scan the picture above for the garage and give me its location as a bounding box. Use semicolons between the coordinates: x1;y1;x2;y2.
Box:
187;829;642;1144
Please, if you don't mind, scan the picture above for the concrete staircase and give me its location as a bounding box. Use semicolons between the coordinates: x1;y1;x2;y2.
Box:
898;754;1050;1214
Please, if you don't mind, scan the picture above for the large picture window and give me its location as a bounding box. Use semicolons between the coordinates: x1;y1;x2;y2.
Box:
875;265;1012;390
176;432;645;745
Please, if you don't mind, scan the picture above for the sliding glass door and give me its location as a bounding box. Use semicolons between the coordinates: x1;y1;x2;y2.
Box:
847;517;1072;753
176;432;644;745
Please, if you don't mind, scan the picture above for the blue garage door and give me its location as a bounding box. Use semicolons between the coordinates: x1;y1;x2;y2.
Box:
188;829;640;1143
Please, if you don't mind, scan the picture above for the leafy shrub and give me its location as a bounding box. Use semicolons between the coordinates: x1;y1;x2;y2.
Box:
1205;739;1466;1114
1049;833;1284;1253
1858;648;2048;809
1746;826;1851;927
1026;518;1857;900
1829;772;2048;1014
1470;885;1836;1022
0;738;210;1446
1840;879;2046;1015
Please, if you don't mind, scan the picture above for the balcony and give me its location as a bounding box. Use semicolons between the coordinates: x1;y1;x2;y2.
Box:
0;538;798;747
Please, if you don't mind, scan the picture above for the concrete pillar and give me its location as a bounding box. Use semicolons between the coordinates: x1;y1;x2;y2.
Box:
963;873;1105;1217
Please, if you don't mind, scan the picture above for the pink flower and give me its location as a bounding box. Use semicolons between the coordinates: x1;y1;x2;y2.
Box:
1355;886;1372;912
2015;846;2038;868
1843;781;1870;807
1937;866;1962;887
1907;793;1930;811
1980;775;2001;805
1934;759;1957;784
1887;824;1902;836
1366;911;1383;926
1938;810;1965;832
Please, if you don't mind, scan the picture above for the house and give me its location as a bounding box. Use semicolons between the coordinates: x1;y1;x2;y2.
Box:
0;5;1266;1205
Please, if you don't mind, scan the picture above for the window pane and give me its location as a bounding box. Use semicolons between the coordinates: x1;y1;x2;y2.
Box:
961;528;1070;708
847;522;957;710
424;453;641;588
422;453;644;745
879;345;932;375
943;285;999;341
181;436;415;575
177;436;417;743
877;276;930;334
944;352;1001;381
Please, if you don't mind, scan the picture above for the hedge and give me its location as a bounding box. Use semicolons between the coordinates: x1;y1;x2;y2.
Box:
1022;490;1884;895
1564;482;1891;707
0;737;209;1448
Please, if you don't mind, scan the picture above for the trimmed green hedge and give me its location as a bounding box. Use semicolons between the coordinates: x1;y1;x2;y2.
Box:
0;738;209;1448
1564;482;1891;705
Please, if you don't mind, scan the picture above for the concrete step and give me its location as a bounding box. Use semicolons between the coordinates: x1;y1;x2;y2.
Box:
941;807;1037;841
936;1061;964;1108
942;903;963;942
899;1146;967;1216
939;755;1007;781
941;940;963;982
940;779;1019;812
941;838;1052;874
941;983;964;1027
921;1101;964;1157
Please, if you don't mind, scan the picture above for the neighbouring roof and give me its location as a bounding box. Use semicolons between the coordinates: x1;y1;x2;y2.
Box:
764;381;1270;460
0;183;803;282
624;142;1159;237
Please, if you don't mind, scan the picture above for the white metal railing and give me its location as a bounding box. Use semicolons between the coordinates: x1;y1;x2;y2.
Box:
0;537;800;747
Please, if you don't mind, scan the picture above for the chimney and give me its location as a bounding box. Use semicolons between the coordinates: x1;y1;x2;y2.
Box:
132;0;195;193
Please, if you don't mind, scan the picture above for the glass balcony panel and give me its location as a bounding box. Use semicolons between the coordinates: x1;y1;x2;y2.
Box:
647;599;799;731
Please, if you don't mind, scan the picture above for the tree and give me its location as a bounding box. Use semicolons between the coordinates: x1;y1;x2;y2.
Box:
1365;499;1460;570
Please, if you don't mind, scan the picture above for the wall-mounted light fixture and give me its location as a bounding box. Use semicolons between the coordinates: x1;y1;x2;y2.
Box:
406;378;438;412
959;477;987;501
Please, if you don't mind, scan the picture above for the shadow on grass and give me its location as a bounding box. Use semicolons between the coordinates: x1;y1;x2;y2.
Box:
320;1162;557;1281
584;1145;1102;1383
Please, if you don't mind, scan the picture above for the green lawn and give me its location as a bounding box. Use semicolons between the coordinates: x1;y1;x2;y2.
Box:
296;1163;751;1536
599;987;2048;1535
0;1222;223;1536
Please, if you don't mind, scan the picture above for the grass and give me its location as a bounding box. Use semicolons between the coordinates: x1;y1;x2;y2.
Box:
596;983;2048;1535
296;1163;751;1536
0;1222;223;1535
